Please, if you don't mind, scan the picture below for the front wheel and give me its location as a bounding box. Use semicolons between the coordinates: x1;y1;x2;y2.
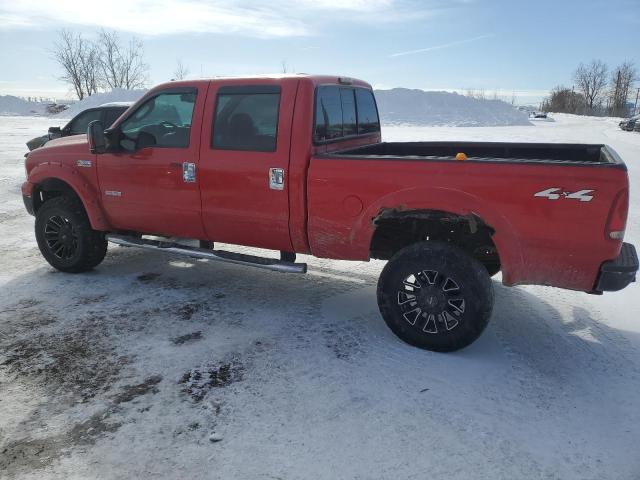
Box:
35;196;108;273
377;241;494;352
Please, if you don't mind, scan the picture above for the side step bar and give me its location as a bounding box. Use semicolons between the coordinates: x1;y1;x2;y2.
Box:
106;234;307;274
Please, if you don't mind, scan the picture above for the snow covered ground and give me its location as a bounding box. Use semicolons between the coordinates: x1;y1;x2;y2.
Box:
0;114;639;479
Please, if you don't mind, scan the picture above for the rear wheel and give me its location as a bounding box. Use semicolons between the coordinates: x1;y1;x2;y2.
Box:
35;196;107;273
377;241;493;352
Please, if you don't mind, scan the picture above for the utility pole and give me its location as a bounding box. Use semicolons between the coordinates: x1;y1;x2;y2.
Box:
635;87;640;115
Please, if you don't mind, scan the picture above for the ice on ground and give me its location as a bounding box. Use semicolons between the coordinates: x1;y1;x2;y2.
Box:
375;88;533;126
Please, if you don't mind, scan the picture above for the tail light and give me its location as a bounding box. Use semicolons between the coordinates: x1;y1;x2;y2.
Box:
605;188;629;240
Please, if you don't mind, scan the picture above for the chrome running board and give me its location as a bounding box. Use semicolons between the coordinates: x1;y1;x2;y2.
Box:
107;234;307;274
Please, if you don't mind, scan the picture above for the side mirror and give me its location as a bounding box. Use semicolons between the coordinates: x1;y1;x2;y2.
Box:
48;126;62;139
87;120;106;154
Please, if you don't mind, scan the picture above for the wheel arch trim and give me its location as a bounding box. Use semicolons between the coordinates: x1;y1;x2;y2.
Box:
27;163;110;231
351;186;524;285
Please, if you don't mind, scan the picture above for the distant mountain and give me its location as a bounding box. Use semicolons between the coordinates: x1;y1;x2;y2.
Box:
374;88;532;127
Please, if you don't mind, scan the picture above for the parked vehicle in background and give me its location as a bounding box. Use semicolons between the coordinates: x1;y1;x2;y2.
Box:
26;102;132;151
619;115;640;131
21;75;638;352
531;111;548;119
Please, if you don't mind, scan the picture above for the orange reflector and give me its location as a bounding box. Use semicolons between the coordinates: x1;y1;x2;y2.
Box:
456;152;467;161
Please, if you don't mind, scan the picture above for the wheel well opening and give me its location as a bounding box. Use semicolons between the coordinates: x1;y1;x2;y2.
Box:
33;178;82;213
370;209;501;274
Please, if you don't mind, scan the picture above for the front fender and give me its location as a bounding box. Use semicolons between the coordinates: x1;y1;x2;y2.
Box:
27;162;111;231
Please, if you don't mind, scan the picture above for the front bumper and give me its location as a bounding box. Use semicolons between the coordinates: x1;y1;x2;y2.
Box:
23;194;34;216
595;242;638;292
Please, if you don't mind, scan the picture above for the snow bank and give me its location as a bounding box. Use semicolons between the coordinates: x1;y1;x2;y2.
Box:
55;88;147;118
375;88;532;127
0;95;48;116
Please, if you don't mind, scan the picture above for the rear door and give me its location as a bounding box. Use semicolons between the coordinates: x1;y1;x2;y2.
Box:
198;80;297;251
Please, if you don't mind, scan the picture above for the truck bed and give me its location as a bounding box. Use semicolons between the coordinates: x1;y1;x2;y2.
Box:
308;142;629;292
330;141;623;166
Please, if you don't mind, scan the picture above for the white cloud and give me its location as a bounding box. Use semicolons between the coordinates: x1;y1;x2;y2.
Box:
390;34;495;57
0;0;307;37
0;0;417;38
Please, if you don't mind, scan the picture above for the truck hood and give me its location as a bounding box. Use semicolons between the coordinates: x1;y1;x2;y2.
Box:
25;134;93;175
39;134;89;151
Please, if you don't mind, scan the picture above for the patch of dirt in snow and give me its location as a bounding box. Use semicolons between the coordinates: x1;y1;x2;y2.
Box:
322;322;366;360
0;410;122;477
179;357;245;402
0;312;127;403
136;272;162;283
172;331;203;345
112;375;163;404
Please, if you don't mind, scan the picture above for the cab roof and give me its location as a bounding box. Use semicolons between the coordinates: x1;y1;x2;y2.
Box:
150;74;373;93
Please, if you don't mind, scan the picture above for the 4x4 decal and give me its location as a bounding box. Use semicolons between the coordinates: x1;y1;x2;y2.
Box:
534;188;595;202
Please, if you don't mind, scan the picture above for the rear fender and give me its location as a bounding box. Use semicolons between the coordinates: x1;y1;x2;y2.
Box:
352;186;523;284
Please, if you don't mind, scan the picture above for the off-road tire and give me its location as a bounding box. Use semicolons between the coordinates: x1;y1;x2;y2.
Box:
377;241;493;352
35;196;107;273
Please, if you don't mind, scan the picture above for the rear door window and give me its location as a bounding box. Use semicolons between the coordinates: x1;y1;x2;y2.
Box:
212;87;281;152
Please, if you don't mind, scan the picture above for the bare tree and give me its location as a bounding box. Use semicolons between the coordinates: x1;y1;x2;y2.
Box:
53;29;148;99
52;30;89;100
120;37;148;89
608;61;637;116
173;59;189;80
97;29;148;90
281;60;288;74
573;60;608;111
79;40;100;97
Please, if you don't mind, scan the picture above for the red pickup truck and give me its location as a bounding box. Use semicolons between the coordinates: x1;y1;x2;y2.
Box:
22;74;638;352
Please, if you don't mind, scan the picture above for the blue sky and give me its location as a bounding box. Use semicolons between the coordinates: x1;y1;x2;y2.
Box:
0;0;638;104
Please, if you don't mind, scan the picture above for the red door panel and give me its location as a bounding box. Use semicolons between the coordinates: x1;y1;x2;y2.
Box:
198;79;297;251
97;85;207;239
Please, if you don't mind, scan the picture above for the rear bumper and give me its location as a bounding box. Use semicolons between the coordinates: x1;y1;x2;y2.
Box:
594;242;638;292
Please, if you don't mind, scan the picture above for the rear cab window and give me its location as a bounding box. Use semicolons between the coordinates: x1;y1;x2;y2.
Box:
314;85;380;144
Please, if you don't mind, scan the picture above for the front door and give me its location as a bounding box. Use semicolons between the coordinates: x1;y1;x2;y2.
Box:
97;86;206;239
198;81;297;251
